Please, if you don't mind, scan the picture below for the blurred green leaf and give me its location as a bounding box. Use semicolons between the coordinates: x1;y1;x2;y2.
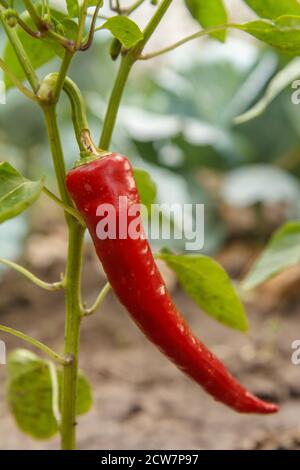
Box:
222;164;300;207
235;58;300;124
185;0;228;42
133;168;157;213
7;349;93;439
0;161;43;224
100;16;143;48
158;252;249;331
66;0;79;18
243;221;300;289
243;0;300;19
7;349;58;439
3;13;57;88
238;16;300;56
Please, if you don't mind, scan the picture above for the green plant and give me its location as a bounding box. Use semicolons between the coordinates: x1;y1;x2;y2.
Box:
0;0;297;450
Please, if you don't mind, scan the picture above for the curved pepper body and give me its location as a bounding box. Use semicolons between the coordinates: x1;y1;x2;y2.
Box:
66;154;278;414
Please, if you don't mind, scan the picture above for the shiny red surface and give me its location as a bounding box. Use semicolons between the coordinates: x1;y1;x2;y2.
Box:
67;154;278;414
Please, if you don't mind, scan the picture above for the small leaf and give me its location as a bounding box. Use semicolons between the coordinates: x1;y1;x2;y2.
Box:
243;222;300;290
3;12;57;88
243;0;300;19
100;16;143;48
235;58;300;124
185;0;228;42
7;350;58;439
158;253;248;331
7;349;93;439
133;168;157;213
237;16;300;56
0;161;43;224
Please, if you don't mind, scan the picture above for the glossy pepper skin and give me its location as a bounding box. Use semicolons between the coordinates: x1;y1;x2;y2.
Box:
66;154;278;414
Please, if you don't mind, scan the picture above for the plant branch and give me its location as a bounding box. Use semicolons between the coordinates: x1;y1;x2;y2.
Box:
99;0;173;149
76;0;89;49
0;324;66;364
0;6;39;91
83;282;111;316
138;24;230;60
53;51;74;102
138;0;172;48
80;0;103;51
42;186;85;226
42;105;72;207
125;0;146;15
0;57;37;100
60;223;85;449
0;257;63;291
23;0;44;30
99;54;134;149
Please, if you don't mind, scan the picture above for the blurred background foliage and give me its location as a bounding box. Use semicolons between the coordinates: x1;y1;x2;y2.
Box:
1;4;300;263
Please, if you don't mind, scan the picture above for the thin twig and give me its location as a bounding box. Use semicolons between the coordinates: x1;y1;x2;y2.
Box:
42;186;85;227
83;282;111;316
0;324;66;364
0;257;64;291
80;0;103;51
0;58;38;100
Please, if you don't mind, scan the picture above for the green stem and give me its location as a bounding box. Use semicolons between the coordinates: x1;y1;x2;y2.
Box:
42;99;85;449
76;0;89;49
126;0;146;15
139;0;172;47
83;282;110;316
0;324;66;364
80;0;102;51
0;57;37;100
0;6;39;91
42;186;85;226
53;51;74;103
99;54;134;149
42;105;72;206
99;0;173;149
0;256;63;290
139;24;229;60
23;0;43;29
60;222;85;450
62;77;91;152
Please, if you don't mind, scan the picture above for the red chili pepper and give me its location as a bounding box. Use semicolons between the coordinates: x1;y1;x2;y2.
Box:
66;154;278;414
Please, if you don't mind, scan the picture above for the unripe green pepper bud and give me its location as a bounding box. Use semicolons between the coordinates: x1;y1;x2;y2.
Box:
109;38;122;61
3;9;18;28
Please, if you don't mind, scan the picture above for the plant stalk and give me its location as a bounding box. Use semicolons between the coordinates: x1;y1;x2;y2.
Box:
60;222;85;450
99;54;134;149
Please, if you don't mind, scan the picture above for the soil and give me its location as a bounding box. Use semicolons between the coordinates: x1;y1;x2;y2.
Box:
1;232;300;450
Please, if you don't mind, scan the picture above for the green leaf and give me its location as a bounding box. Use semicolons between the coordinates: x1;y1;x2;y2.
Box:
237;15;300;56
7;349;93;439
234;58;300;124
133;168;157;213
243;0;300;19
0;161;43;224
100;16;143;48
66;0;79;18
7;350;58;439
158;253;248;331
243;222;300;290
185;0;228;42
3;12;57;88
